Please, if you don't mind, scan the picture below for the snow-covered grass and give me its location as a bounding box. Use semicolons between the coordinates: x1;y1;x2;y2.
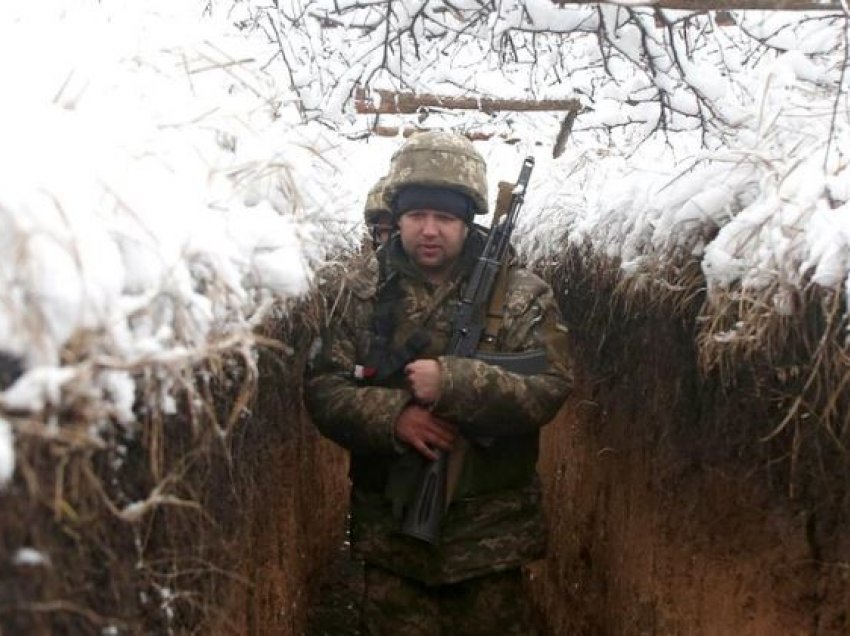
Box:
0;1;366;481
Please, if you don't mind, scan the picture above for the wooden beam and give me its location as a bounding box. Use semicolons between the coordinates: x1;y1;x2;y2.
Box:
369;125;522;143
354;88;581;115
551;0;841;10
552;110;577;159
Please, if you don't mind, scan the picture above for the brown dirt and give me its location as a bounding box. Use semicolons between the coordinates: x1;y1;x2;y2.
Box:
530;315;850;636
301;313;850;635
0;326;353;636
305;534;364;636
205;414;351;636
6;286;850;634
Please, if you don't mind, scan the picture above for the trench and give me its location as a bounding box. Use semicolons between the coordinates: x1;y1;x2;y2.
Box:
4;276;848;635
297;307;850;636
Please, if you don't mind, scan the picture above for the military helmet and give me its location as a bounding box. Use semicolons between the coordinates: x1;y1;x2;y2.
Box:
364;176;391;225
383;131;488;216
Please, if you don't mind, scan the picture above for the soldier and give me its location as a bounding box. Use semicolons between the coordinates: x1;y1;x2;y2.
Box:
305;131;574;635
364;176;394;251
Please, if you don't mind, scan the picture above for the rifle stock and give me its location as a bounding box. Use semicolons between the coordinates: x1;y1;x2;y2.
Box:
400;157;535;545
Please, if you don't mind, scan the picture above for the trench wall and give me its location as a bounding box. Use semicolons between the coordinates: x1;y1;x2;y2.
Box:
0;318;349;636
207;412;348;636
530;309;850;635
6;284;850;635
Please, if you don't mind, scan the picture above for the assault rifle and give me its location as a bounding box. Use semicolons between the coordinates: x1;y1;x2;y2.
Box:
401;156;544;545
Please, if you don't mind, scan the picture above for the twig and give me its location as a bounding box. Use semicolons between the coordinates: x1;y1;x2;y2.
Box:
266;11;307;122
824;16;849;171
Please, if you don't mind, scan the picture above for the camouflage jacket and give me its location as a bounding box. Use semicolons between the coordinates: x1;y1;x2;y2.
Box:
305;232;573;585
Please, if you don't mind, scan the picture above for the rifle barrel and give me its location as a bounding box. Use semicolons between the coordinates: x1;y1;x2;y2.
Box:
400;156;536;545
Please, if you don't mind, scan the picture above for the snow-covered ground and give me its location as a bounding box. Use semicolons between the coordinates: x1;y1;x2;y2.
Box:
0;0;847;484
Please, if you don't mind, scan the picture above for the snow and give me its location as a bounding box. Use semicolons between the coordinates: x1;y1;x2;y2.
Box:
1;367;77;415
517;9;847;306
0;1;848;487
12;548;50;567
0;3;357;391
0;418;13;486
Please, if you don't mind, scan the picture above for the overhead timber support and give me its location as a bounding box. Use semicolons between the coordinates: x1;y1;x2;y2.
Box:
551;0;842;10
353;88;580;156
353;88;581;116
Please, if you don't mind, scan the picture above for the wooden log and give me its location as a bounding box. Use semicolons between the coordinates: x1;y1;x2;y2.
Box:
354;88;581;115
552;110;577;159
369;125;522;143
551;0;841;11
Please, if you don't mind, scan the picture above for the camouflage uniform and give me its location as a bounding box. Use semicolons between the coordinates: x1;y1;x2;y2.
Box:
361;563;537;636
364;175;391;226
305;132;573;634
364;176;393;251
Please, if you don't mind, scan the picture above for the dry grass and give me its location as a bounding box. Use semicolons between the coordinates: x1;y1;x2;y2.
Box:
0;294;326;634
543;241;850;500
0;232;362;633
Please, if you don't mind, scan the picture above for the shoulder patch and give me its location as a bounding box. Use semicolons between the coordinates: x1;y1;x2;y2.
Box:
506;268;548;294
503;267;549;315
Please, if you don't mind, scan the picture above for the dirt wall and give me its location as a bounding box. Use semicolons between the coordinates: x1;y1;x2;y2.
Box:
0;322;350;636
531;314;850;635
207;413;349;636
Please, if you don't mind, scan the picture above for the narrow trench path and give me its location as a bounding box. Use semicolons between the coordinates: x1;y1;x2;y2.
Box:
305;538;551;636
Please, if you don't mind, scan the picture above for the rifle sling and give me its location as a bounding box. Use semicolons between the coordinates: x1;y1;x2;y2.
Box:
481;257;510;346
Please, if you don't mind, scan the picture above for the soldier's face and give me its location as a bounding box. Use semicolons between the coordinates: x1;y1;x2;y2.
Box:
398;209;468;278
